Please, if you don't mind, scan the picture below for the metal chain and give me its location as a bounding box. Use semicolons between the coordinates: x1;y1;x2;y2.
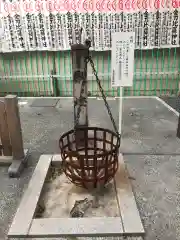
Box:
88;55;120;137
74;36;120;139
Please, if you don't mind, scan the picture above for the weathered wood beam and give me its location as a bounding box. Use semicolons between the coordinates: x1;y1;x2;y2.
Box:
4;95;29;177
0;100;12;156
4;95;25;160
71;43;89;145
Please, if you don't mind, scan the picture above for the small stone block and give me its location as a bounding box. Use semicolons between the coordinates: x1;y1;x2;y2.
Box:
8;149;29;178
0;156;13;165
51;154;62;166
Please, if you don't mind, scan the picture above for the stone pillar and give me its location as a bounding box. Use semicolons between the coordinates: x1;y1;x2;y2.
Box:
71;43;89;145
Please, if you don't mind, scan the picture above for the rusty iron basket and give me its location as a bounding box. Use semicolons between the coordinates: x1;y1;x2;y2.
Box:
59;127;120;189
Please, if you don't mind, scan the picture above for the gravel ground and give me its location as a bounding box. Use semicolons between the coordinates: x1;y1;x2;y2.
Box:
0;97;179;240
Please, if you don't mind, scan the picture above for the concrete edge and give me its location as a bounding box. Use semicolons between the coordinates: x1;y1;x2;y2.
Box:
8;154;145;238
18;96;157;100
115;154;145;235
155;96;179;117
7;155;52;238
29;217;124;238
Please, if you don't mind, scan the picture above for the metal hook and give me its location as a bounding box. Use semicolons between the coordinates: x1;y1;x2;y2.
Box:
79;27;91;48
79;27;83;43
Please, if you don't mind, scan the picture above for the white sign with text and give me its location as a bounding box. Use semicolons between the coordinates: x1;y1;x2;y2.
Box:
111;32;135;87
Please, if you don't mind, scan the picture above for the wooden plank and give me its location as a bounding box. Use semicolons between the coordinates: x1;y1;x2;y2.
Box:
0;100;12;156
114;154;145;235
4;95;24;160
29;217;123;238
8;155;52;237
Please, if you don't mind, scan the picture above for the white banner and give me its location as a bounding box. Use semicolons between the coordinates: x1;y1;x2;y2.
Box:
0;9;179;52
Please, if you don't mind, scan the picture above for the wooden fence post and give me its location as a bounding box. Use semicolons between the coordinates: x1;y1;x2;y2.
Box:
0;101;12;156
0;95;29;177
4;95;24;159
4;95;29;177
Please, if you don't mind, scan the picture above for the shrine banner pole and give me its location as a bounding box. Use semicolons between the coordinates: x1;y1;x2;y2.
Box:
118;87;123;135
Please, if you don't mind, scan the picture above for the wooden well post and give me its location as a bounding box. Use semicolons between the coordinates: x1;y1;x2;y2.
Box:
71;43;89;144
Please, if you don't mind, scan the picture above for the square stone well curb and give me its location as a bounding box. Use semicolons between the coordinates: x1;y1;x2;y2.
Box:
8;154;145;239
